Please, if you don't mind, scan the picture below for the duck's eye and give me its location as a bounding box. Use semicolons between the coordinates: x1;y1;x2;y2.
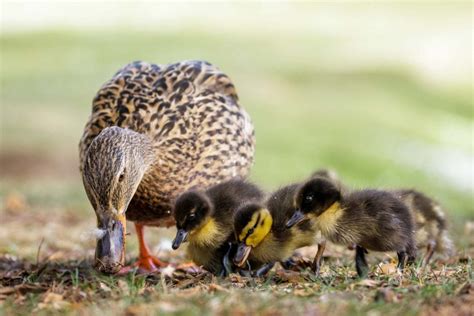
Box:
118;171;125;182
248;228;255;235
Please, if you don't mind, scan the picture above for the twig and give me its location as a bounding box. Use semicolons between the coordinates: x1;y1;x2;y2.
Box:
36;238;45;266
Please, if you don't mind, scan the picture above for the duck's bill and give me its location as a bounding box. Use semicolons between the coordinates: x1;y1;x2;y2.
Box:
234;243;252;267
172;229;188;250
286;210;305;228
94;213;126;274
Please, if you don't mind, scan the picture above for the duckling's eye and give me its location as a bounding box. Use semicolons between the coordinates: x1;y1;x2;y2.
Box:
188;213;196;220
248;228;255;235
305;195;313;202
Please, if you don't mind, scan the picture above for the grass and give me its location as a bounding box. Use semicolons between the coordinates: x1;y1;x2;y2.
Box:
1;3;473;315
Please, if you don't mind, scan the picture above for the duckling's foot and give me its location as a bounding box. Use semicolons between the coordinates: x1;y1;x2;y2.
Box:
220;242;236;277
254;262;275;277
355;246;369;278
311;240;327;276
397;251;406;272
421;241;436;267
280;257;299;270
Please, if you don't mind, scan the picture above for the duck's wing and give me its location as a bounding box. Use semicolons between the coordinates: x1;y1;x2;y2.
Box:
79;60;246;171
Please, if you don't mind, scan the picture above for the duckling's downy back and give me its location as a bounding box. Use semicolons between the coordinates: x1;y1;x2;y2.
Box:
393;189;454;256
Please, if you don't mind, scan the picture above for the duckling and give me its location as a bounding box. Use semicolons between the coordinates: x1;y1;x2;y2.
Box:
312;168;454;266
79;60;255;273
233;184;323;275
392;189;454;266
172;179;264;275
289;177;416;277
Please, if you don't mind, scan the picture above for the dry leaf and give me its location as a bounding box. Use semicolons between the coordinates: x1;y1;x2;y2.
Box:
0;287;16;295
208;283;230;293
357;279;380;288
294;288;312;297
377;262;397;275
160;265;176;277
37;292;70;310
99;282;112;292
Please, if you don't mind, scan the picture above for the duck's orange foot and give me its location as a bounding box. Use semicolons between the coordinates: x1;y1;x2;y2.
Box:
118;256;168;274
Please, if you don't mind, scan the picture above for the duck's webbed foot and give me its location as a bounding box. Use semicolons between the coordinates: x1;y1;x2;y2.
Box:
355;245;369;278
119;224;167;274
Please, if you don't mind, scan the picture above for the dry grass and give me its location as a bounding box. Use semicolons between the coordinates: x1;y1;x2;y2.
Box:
1;193;473;315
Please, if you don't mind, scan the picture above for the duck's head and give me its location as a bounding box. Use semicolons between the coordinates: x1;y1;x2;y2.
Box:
172;191;213;250
286;177;341;228
82;127;154;273
233;204;273;267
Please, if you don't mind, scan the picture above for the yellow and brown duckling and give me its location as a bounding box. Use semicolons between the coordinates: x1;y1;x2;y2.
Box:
312;168;454;266
288;177;416;277
233;184;324;276
172;179;265;275
79;60;256;273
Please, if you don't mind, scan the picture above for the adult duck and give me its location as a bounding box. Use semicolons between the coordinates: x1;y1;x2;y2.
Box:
79;60;255;273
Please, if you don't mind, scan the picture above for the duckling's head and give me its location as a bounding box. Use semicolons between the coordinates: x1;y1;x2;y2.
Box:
172;191;213;249
82;127;154;273
286;178;341;228
233;204;273;267
311;168;340;182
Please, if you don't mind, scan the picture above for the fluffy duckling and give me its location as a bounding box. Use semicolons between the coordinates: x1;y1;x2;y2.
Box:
289;177;416;277
172;179;264;275
392;189;454;266
313;168;454;266
233;184;323;275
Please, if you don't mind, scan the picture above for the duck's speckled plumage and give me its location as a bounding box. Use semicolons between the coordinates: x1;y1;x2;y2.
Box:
79;60;255;227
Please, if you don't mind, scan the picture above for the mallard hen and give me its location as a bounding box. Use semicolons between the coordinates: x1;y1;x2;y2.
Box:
79;60;255;273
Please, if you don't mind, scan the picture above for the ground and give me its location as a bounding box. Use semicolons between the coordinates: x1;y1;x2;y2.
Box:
1;3;473;315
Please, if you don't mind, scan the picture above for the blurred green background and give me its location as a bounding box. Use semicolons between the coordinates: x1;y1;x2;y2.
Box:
1;2;472;240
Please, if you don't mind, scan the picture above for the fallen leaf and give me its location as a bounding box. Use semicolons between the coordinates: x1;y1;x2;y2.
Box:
99;282;112;292
377;262;397;275
0;287;15;295
275;269;304;283
160;265;176;277
356;279;380;288
43;292;63;303
208;283;230;293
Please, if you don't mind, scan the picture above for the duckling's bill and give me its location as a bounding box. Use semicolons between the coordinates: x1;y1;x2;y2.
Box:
234;243;252;267
172;228;188;250
286;209;305;228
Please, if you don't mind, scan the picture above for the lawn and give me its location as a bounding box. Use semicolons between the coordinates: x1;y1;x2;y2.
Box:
0;2;472;315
